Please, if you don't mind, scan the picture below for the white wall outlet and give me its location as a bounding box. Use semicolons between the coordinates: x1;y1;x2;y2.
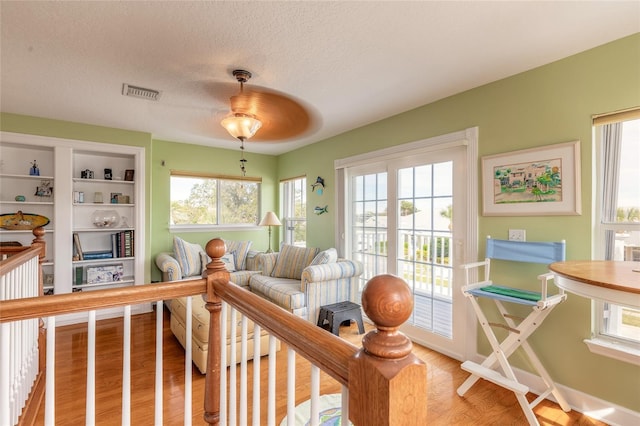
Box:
508;229;526;241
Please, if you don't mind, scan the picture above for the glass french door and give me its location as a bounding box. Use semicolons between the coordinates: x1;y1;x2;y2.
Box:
349;146;468;359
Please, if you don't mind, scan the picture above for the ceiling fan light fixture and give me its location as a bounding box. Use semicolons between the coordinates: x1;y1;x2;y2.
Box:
221;113;262;141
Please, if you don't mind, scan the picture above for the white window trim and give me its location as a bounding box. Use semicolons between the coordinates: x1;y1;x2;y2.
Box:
169;224;261;233
281;176;307;246
591;117;640;364
169;172;262;228
334;127;478;263
583;337;640;365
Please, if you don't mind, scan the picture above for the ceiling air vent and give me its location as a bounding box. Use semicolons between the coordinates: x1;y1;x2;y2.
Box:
122;83;161;101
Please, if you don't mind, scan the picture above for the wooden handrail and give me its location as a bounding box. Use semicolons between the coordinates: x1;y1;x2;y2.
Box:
202;238;428;425
0;279;207;322
210;269;358;385
0;246;41;275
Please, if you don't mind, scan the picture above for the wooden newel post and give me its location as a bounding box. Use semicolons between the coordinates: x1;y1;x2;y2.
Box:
202;238;230;425
32;226;48;377
31;226;46;295
349;274;428;425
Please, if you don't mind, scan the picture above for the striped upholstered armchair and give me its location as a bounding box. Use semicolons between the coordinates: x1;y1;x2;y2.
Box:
248;245;363;324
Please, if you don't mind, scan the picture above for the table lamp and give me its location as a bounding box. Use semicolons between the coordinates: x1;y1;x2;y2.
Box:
259;211;282;253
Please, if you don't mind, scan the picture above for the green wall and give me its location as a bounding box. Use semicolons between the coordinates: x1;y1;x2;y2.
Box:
1;33;638;411
278;33;640;410
149;139;278;281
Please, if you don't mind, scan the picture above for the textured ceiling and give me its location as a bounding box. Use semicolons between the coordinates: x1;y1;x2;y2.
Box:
1;1;639;155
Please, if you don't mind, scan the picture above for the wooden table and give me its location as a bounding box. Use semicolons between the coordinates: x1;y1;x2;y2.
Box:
549;261;640;309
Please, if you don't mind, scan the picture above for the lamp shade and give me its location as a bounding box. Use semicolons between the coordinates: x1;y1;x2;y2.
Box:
221;113;262;141
259;211;282;227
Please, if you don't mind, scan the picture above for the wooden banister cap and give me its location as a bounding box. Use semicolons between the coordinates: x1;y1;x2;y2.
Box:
361;274;414;359
204;238;227;274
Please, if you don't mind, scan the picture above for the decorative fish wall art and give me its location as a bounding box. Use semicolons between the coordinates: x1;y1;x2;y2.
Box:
314;205;328;215
311;176;325;195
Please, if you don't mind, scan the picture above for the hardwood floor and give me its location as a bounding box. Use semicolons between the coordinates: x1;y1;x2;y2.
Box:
35;307;606;425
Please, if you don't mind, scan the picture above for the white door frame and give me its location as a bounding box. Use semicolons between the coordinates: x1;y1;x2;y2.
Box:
335;127;478;360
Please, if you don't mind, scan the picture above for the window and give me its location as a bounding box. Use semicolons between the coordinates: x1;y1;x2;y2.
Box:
281;177;306;246
593;111;640;362
170;171;261;229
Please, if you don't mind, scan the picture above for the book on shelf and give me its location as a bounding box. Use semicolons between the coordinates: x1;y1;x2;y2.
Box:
73;232;83;260
111;230;134;258
75;267;83;285
82;250;113;260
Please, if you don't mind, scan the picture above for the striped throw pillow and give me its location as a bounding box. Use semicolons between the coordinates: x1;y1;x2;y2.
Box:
173;237;204;277
271;245;319;280
224;240;252;270
309;248;338;265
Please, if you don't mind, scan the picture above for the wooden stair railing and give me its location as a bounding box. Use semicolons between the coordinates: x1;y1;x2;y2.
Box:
0;226;47;426
1;236;428;425
201;238;428;425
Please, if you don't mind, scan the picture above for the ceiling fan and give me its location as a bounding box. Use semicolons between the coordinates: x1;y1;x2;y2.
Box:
219;69;312;176
220;69;311;143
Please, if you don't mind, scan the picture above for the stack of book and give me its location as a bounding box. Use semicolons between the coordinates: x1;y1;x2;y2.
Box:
111;230;134;258
72;230;135;261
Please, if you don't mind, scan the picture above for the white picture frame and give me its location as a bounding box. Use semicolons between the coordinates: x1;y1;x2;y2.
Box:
482;140;581;216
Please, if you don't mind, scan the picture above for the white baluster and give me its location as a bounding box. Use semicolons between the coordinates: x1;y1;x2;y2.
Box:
45;316;55;425
252;323;261;426
86;310;96;425
122;305;131;426
0;322;10;426
229;308;237;426
155;300;163;425
240;315;248;426
184;298;192;426
341;386;349;425
286;348;296;426
220;303;228;426
267;336;277;426
310;365;320;426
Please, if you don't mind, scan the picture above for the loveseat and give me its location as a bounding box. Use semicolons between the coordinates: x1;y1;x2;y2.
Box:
249;245;363;324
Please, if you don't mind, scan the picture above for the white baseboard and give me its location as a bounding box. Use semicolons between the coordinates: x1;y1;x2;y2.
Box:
466;352;640;426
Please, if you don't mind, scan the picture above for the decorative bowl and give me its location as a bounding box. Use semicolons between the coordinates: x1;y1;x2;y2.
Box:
92;210;120;228
0;211;50;230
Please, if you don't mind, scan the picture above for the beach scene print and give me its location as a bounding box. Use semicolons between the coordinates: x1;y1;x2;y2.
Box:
493;158;562;204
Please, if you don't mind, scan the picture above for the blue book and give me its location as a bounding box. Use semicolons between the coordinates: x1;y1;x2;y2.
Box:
83;251;114;260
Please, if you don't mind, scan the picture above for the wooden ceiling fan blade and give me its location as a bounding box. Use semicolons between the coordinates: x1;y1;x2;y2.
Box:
229;91;312;141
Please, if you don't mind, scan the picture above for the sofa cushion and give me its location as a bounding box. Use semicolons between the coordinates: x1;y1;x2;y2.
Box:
249;274;306;310
220;252;236;272
310;248;338;265
271;244;319;280
224;240;252;270
173;236;204;277
171;296;260;344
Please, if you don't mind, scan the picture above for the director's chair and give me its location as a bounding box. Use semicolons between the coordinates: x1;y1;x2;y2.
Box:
456;237;571;425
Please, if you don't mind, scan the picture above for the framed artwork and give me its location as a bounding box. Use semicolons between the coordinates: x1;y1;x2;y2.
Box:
124;169;135;181
482;140;581;216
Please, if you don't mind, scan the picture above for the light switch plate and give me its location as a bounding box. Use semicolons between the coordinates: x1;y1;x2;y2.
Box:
508;229;526;241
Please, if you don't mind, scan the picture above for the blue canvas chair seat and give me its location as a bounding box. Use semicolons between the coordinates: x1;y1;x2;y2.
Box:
457;237;571;425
